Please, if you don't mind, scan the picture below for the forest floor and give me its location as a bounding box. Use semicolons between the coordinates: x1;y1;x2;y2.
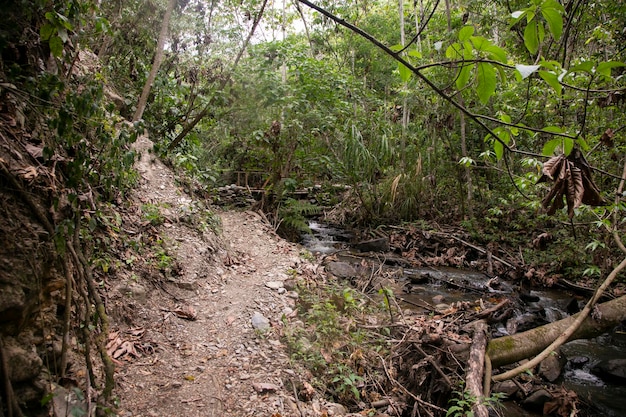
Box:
107;134;323;417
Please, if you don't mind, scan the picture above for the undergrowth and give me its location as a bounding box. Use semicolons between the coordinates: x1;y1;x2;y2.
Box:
282;278;393;407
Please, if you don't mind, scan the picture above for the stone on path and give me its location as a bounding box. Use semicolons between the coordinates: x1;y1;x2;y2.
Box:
251;312;270;330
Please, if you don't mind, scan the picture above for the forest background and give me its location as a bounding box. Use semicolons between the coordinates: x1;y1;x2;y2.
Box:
7;0;625;276
1;0;626;415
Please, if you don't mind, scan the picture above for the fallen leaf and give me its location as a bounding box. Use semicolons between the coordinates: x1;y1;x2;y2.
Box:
172;305;197;320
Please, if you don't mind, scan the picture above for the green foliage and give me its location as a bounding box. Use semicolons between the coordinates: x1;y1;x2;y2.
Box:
446;385;506;417
277;198;321;236
283;280;388;404
141;203;167;226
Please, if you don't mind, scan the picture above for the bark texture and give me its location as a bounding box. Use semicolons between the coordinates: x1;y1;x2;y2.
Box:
132;0;176;122
488;295;626;368
466;320;489;417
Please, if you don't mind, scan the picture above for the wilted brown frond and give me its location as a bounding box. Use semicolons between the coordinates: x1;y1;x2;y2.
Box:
537;149;606;218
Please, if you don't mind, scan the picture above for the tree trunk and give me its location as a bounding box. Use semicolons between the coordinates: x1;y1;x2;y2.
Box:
167;0;269;151
132;0;176;122
487;294;626;368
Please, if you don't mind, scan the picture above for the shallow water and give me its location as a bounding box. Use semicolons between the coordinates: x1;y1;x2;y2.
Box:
301;221;626;417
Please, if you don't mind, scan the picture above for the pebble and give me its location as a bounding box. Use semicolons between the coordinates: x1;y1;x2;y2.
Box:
251;312;270;330
265;281;284;290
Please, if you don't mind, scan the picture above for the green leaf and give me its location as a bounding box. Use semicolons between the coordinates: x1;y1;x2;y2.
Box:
57;27;69;43
542;0;565;13
456;63;473;90
563;137;574;156
49;35;64;57
445;43;462;59
542;138;561;156
408;50;422;58
398;62;412;82
470;36;488;51
476;62;496;104
541;7;563;39
596;61;626;78
494;139;504;160
484;44;507;63
459;25;474;42
40;23;54;41
538;70;562;96
568;61;595;73
577;136;589;151
524;20;539;54
537;20;546;44
390;44;403;52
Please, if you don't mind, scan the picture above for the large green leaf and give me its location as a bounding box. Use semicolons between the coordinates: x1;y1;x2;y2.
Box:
40;23;54;40
563;137;574;156
539;70;562;96
456;63;473;90
459;25;474;42
476;62;496;104
568;61;595;73
398;62;412;82
524;20;539;54
542;138;561;156
484;44;507;63
596;61;626;78
49;35;64;57
541;7;563;39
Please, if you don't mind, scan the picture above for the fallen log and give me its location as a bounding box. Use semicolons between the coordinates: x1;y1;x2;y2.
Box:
487;294;626;368
465;320;489;417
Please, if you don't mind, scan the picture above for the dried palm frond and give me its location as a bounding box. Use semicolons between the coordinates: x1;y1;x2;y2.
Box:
537;149;605;219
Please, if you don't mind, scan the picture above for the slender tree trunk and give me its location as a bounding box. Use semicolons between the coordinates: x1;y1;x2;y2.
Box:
132;0;176;122
399;0;408;167
459;96;473;217
167;0;269;151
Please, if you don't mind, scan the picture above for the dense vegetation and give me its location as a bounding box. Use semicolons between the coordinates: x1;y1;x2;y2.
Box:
1;0;625;415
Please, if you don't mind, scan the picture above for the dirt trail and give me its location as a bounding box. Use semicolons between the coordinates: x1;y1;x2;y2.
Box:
111;135;309;416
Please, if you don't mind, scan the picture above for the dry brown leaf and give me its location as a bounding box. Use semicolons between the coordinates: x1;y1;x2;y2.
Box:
172;305;197;320
539;151;605;219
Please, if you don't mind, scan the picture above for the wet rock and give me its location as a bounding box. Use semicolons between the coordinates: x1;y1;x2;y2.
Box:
592;358;626;383
568;356;589;368
521;389;552;412
326;262;357;279
492;380;519;398
539;350;566;382
353;237;389;253
251;312;270;330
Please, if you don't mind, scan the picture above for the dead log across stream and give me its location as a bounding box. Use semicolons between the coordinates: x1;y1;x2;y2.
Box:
487;294;626;368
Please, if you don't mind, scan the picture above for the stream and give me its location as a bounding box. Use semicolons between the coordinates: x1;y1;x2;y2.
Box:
301;221;626;417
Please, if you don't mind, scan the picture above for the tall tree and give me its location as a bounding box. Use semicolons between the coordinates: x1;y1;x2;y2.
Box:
133;0;177;122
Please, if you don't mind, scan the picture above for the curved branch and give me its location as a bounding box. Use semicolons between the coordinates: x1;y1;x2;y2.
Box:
396;0;440;54
492;255;626;381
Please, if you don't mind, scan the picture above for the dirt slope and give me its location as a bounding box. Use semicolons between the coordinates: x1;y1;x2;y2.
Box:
111;134;311;416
